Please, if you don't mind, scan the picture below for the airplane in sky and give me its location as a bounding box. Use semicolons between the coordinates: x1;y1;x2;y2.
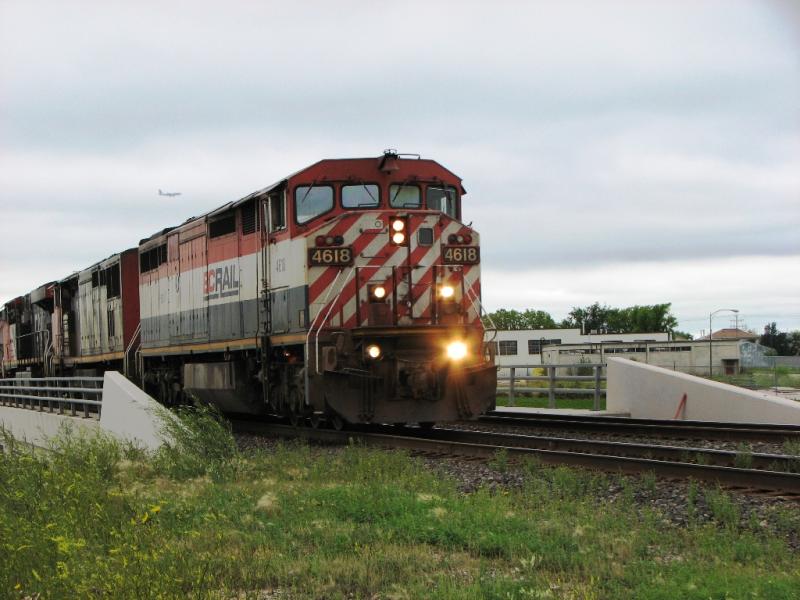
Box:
158;189;182;197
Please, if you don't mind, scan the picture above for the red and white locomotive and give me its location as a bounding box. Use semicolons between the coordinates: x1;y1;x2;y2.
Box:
1;152;497;426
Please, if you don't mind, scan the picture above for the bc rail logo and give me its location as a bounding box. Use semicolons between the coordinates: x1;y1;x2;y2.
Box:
203;264;240;300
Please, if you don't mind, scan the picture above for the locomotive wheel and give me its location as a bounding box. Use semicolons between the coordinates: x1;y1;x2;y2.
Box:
287;387;303;427
419;421;436;430
330;414;344;431
309;413;323;429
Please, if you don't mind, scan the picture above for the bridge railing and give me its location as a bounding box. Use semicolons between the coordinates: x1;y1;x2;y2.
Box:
497;363;607;410
0;377;104;419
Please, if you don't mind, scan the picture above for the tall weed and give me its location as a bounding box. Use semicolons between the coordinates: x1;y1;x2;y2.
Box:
153;403;239;481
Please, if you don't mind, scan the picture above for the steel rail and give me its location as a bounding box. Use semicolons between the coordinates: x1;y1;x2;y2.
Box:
231;421;800;495
480;413;800;442
413;427;797;471
486;411;800;431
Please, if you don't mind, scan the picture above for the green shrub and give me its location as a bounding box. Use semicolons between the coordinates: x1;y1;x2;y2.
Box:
153;403;239;481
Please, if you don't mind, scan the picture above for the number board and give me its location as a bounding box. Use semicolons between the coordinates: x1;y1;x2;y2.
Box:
308;246;354;267
442;245;480;265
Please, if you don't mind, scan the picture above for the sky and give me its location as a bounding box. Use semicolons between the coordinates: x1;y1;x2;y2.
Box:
1;0;798;337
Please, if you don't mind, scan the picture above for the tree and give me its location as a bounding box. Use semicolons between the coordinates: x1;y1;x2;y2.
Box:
789;331;800;356
561;302;678;334
672;331;694;340
760;323;793;355
485;308;556;330
560;302;614;332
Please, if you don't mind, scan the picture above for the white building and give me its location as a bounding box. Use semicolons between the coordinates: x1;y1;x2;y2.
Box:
491;328;670;368
541;339;770;376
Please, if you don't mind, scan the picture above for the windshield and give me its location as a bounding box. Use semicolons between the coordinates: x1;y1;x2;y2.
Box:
295;185;334;224
389;184;421;208
342;184;380;208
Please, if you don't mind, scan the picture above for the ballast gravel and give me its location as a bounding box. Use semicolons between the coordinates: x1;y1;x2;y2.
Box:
450;420;793;455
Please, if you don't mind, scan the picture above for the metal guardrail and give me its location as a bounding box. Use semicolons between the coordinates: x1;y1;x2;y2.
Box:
0;377;104;419
497;363;606;410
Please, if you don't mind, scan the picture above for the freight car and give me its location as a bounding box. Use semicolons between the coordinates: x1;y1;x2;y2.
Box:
1;151;497;426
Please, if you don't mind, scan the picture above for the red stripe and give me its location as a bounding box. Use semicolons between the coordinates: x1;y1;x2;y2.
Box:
308;214;383;303
329;219;427;327
310;215;423;308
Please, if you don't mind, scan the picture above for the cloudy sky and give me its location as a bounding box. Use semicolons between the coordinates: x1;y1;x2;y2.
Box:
1;0;798;336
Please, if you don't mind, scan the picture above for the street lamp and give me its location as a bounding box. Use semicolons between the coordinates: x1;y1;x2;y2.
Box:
709;308;738;377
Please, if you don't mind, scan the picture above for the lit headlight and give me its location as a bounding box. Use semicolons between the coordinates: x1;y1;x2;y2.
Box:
446;341;468;361
392;219;405;232
439;285;455;299
392;231;405;244
366;344;381;359
372;285;386;299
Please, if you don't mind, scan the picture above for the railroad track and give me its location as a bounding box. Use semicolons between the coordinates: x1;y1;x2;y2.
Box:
231;420;800;496
480;411;800;443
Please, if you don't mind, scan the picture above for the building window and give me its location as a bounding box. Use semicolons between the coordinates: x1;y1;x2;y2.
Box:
498;340;518;356
528;339;562;354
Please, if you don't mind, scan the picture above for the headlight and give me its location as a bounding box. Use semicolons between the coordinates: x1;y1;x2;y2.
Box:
439;285;454;299
372;285;386;299
446;341;467;361
392;231;405;244
366;344;381;359
392;219;405;232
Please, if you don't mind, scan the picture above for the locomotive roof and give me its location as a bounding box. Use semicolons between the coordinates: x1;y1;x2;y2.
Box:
140;154;463;245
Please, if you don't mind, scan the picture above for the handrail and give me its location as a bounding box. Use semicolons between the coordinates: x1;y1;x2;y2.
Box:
465;286;497;341
314;270;356;375
497;363;607;410
0;376;104;418
303;267;354;406
123;322;142;379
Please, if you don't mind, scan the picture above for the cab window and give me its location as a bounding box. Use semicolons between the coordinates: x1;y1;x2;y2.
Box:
426;186;458;218
342;184;380;208
295;185;334;224
389;184;421;208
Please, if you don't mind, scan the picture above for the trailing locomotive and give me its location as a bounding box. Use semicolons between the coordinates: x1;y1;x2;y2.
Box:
1;152;497;426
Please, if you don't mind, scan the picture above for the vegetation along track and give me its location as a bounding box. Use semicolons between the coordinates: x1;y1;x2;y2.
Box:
481;411;800;443
231;419;800;496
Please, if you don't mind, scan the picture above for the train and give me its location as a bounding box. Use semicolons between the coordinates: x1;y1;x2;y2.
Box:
0;151;497;427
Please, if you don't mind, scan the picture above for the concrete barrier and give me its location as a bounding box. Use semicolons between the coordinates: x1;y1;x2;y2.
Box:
607;357;800;424
98;371;166;450
0;405;100;448
0;372;167;450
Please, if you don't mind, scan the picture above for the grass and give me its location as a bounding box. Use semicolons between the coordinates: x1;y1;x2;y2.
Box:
712;366;800;390
1;412;799;599
496;394;607;410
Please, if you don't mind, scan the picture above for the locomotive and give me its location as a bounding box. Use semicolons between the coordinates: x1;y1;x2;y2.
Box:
1;151;497;426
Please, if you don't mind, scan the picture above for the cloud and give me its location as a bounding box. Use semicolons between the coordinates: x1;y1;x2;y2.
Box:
0;0;798;333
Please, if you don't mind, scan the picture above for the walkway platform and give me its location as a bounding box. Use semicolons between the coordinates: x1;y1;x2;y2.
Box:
491;406;630;417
